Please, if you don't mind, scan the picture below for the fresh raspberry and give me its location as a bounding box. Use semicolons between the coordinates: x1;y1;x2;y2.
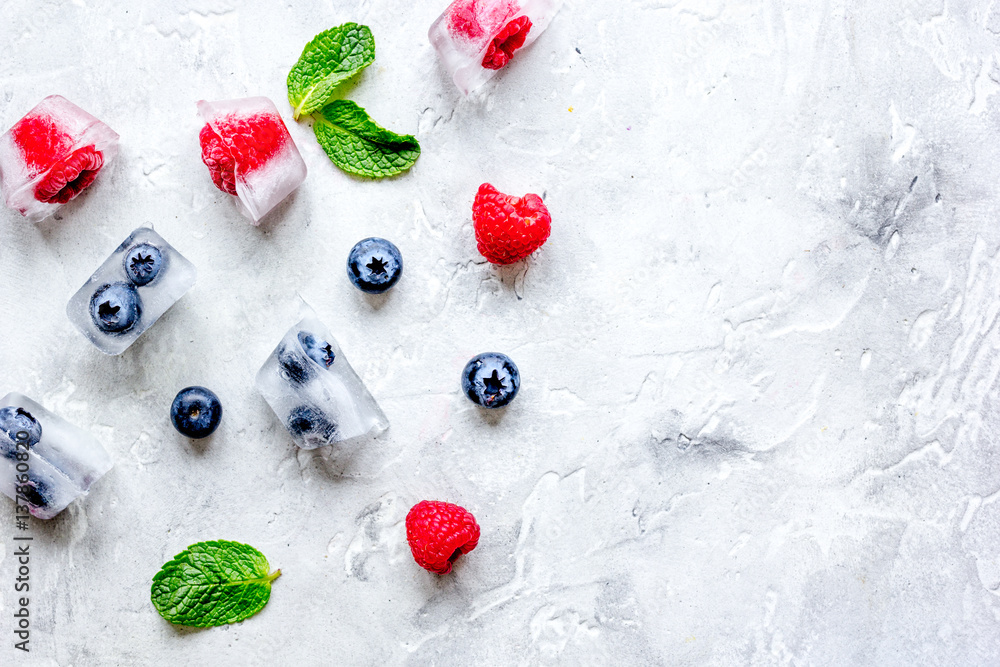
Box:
33;146;104;204
482;16;532;70
199;113;288;196
405;500;480;575
473;182;551;264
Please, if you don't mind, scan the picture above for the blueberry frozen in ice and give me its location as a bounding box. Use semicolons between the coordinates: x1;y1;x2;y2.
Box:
123;243;163;286
462;352;520;408
67;227;196;355
285;405;339;448
0;406;42;460
347;237;403;294
89;282;141;334
0;95;119;222
170;387;223;439
256;305;388;449
0;393;113;520
198;96;307;224
428;0;565;94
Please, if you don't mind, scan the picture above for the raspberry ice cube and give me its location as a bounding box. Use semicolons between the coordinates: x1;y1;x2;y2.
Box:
67;227;197;355
256;305;389;449
0;393;113;520
0;95;119;223
197;97;307;224
428;0;564;94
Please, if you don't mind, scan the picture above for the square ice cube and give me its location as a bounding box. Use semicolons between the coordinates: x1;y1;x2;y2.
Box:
0;95;119;223
0;393;113;520
197;97;307;224
256;307;389;449
67;227;197;355
428;0;564;94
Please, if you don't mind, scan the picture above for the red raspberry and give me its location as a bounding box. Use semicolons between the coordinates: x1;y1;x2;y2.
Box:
472;182;551;264
199;112;287;196
33;146;104;204
405;500;480;575
10;113;105;204
482;16;532;70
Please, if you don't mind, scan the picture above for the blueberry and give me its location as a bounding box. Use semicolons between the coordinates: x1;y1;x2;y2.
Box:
346;237;403;294
170;386;222;439
90;282;141;334
0;407;41;460
123;243;163;286
298;332;335;369
18;478;50;510
286;406;338;446
278;346;313;384
461;352;520;408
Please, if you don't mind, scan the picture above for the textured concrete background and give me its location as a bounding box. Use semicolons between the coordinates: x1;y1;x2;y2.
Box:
2;0;1000;664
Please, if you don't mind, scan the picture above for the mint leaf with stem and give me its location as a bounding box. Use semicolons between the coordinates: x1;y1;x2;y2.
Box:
313;100;420;179
287;23;375;120
150;540;281;628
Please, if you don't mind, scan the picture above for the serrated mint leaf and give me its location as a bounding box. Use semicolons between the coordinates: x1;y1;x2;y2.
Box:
313;100;420;179
150;540;281;628
288;23;375;120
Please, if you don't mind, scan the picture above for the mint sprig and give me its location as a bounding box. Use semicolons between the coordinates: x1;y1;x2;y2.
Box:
287;24;420;179
314;100;420;178
150;540;281;628
287;23;375;120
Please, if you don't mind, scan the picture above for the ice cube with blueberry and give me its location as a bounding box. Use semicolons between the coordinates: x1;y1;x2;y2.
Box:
0;393;113;520
67;227;196;355
256;307;388;449
0;95;119;223
428;0;564;94
198;96;307;224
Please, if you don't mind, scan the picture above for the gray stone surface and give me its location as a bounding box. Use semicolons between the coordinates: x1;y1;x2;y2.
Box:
2;0;1000;664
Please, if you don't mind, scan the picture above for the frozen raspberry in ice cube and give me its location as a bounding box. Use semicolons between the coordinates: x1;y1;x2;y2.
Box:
0;95;119;223
429;0;564;94
197;97;307;224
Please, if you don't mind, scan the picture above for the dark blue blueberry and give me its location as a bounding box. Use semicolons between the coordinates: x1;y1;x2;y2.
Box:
346;237;403;294
90;282;141;334
462;352;520;408
170;386;223;439
286;406;338;445
0;407;41;460
123;243;163;286
298;332;335;369
18;478;50;510
278;346;313;384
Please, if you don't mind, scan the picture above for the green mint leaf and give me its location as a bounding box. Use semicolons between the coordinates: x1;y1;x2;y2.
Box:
313;100;421;179
150;540;281;628
287;23;375;120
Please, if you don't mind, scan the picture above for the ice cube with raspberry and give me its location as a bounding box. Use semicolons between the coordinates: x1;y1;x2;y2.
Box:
255;304;388;449
0;392;113;520
0;95;119;223
197;97;307;224
67;227;197;355
428;0;564;94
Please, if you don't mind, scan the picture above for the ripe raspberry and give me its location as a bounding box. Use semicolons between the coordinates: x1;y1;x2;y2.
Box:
199;113;287;196
482;16;532;70
405;500;480;575
473;182;551;264
34;146;104;204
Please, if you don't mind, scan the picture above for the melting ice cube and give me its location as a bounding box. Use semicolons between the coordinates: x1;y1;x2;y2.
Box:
428;0;564;94
197;97;307;224
67;227;196;355
0;95;119;223
256;307;388;449
0;393;113;520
